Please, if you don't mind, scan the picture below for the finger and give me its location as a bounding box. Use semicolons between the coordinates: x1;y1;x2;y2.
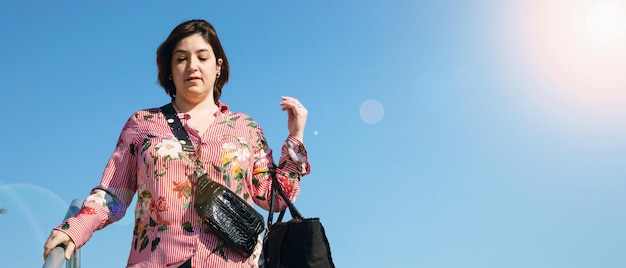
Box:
43;246;50;260
280;98;304;111
280;96;300;104
283;105;302;115
280;102;298;113
279;100;298;108
43;235;62;259
64;241;76;260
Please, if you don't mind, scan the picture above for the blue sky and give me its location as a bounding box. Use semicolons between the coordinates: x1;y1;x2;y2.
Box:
1;0;625;267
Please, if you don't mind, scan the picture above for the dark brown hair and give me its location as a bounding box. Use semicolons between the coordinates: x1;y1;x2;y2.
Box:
156;19;230;103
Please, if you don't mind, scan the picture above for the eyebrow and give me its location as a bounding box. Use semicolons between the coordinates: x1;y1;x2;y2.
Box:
173;49;211;54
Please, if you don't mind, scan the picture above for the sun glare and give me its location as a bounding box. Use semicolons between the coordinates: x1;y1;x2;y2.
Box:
497;0;626;136
586;1;626;43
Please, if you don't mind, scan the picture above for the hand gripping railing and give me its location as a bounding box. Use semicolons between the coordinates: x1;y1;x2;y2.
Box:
43;199;83;268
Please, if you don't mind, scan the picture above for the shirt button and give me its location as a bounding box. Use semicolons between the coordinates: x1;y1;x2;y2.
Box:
192;249;197;253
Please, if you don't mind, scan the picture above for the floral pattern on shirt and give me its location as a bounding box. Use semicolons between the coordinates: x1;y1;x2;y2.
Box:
54;103;311;268
155;138;183;160
215;137;252;199
133;185;171;252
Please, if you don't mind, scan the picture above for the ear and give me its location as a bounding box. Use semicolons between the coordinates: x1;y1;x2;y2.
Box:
216;58;223;71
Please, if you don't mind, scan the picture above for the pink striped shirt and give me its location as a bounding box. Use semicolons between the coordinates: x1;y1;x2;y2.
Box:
55;103;310;268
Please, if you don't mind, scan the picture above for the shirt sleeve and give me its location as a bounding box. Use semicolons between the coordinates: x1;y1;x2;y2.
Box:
54;114;139;247
248;121;311;212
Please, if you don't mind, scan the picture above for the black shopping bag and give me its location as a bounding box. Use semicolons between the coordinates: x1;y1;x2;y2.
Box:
262;173;335;268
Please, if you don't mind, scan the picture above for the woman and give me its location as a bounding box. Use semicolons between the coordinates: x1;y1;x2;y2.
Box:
43;19;310;268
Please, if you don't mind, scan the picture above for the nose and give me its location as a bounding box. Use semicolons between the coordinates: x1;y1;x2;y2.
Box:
186;57;199;72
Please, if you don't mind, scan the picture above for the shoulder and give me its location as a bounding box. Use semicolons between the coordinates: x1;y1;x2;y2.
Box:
119;106;167;135
221;109;260;128
130;107;163;120
227;110;254;121
118;107;166;127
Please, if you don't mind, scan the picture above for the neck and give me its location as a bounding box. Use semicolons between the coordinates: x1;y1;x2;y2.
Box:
173;97;218;115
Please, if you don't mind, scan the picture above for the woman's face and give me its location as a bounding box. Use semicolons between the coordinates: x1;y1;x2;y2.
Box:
170;33;222;102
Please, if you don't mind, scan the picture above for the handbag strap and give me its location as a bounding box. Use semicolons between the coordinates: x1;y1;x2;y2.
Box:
161;103;211;181
160;103;196;152
267;171;304;227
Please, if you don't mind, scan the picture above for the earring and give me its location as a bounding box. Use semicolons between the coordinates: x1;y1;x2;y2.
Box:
216;72;220;79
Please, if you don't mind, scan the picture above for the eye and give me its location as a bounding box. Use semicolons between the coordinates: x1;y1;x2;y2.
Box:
176;57;187;62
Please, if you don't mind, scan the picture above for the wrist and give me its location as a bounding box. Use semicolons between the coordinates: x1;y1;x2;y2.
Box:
290;133;304;143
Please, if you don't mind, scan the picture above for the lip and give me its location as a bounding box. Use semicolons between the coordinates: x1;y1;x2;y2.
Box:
185;76;201;81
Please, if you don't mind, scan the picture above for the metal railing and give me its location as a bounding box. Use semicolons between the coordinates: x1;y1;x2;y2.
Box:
43;199;83;268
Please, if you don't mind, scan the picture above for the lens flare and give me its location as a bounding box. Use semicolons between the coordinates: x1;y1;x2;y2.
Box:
0;183;68;246
488;0;626;141
586;1;626;43
359;99;384;125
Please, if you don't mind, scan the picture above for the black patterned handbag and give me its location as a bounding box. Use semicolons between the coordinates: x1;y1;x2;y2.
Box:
161;103;264;257
262;172;335;268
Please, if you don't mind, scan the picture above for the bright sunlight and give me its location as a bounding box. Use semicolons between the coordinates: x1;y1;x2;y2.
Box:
586;1;626;43
498;0;626;136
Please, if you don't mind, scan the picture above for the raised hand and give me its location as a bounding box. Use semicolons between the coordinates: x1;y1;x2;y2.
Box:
279;96;307;142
